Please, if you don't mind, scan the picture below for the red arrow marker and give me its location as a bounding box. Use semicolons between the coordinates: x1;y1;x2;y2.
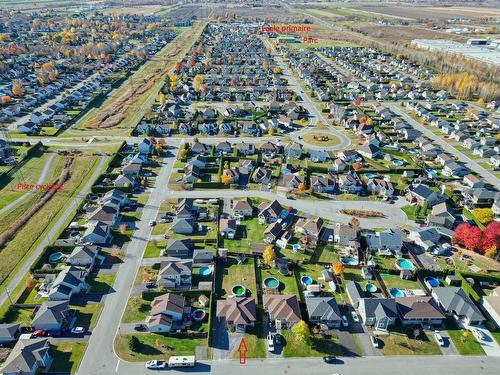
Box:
237;337;248;364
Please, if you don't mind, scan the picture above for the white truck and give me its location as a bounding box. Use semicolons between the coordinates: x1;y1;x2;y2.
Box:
168;356;196;368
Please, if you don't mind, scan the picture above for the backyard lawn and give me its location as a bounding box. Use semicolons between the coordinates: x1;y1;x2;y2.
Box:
295;263;332;296
216;256;257;298
114;333;206;362
0;306;34;326
281;330;347;357
49;342;88;374
312;244;339;263
221;217;265;254
371;254;397;270
260;266;300;297
379;273;422;290
445;318;485;355
378;325;442;355
122;296;151;323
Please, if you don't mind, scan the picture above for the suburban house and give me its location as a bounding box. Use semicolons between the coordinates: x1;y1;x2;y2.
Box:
334;223;359;246
482;286;500;328
305;297;342;328
310;176;335;193
263;294;302;329
232;198;253;217
66;245;100;267
408;227;441;251
219;218;237;238
358;298;398;331
157;259;192;289
87;202;121;228
431;287;485;327
171;217;195;234
0;323;20;344
31;301;69;332
1;338;52;375
405;183;446;207
396;296;445;325
295;217;324;241
366;229;403;256
426;202;456;229
165;239;194;258
48;266;88;300
192;249;214;267
147;293;187;333
258;200;283;223
216;297;257;332
80;221;111;244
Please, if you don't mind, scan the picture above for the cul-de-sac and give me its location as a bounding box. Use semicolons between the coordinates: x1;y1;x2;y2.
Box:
0;1;499;375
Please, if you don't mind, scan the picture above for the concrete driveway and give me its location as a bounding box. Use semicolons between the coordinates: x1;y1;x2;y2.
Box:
436;330;458;355
471;326;500;356
212;317;244;360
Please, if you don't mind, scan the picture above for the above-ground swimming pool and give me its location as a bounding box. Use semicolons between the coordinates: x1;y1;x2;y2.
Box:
341;257;359;266
395;258;415;271
390;288;405;298
192;309;206;321
232;285;246;297
263;277;280;289
301;275;313;286
393;159;404;166
425;276;440;288
365;173;377;179
199;266;212;277
291;244;301;252
69;231;81;239
49;252;64;263
365;283;377;293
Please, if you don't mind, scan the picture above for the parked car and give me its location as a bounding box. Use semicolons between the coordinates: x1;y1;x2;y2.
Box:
71;327;85;334
159;217;172;223
471;328;486;341
351;311;359;323
31;330;47;338
370;335;379;348
433;330;444;346
134;324;148;332
267;332;275;352
146;360;166;370
274;333;283;346
341;315;349;327
323;355;336;364
145;281;156;289
148;220;156;227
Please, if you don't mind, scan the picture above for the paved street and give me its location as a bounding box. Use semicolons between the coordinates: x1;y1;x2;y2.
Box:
387;103;500;187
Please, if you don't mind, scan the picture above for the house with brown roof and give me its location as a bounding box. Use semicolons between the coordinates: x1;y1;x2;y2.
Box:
396;296;445;326
263;294;302;329
258;200;283;223
216;297;257;332
232;198;253;218
220;218;237;239
295;217;324;241
147;293;187;333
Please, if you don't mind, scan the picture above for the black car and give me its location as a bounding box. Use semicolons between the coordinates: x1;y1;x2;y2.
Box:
145;281;156;289
134;324;147;332
323;355;337;364
274;333;283;346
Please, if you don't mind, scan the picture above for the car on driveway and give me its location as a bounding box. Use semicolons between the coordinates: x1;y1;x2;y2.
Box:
31;330;47;338
274;333;283;346
134;324;148;332
267;332;275;352
148;220;156;227
351;311;359;323
370;335;379;348
146;360;166;370
323;355;336;364
433;330;444;346
341;315;349;327
71;327;85;334
471;328;486;341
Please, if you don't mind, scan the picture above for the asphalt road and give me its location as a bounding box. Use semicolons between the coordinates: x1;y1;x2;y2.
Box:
386;103;500;187
0;156;109;308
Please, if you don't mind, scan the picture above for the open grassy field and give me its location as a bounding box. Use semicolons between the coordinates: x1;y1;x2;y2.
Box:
49;342;88;374
0;152;101;294
302;132;340;147
122;296;151;323
67;21;207;137
114;333;206;362
354;5;500;20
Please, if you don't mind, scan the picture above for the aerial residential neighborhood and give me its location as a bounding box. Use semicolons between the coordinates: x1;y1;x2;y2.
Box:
0;1;499;375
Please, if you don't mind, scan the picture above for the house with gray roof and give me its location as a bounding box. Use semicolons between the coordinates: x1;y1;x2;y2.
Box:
165;239;194;258
0;323;20;344
396;296;445;326
171;217;195;234
48;266;88;301
192;249;213;267
431;287;485;326
66;245;100;267
346;281;365;309
358;298;398;331
408;227;441;251
80;220;111;244
1;338;51;375
366;229;403;256
426;202;456;229
31;301;69;332
157;259;192;289
305;297;342;328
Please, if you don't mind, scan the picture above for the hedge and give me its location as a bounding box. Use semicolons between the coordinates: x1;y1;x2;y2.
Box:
192;182;228;189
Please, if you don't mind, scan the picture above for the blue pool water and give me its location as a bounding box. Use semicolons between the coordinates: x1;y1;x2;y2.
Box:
425;276;440;288
390;288;405;298
365;173;376;179
264;277;279;289
301;276;313;286
341;257;359;266
199;266;212;276
365;283;377;293
393;159;404;166
396;258;415;271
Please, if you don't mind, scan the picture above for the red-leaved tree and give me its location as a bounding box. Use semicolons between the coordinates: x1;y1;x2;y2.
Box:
453;223;483;252
482;221;500;251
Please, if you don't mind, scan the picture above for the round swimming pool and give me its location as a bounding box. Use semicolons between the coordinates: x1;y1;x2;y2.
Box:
69;231;80;239
49;252;64;263
199;266;212;277
301;275;313;286
395;258;415;271
192;309;206;321
232;285;246;297
390;288;405;298
365;173;376;179
292;244;301;252
263;277;279;289
365;283;377;293
425;276;440;288
341;257;359;266
393;159;404;166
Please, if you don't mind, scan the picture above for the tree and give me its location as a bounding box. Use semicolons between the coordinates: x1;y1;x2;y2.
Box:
472;208;493;225
349;217;360;229
482;221;500;256
332;261;344;276
262;245;276;266
128;336;140;351
170;74;179;92
273;66;281;74
268;127;274;136
453;223;483;252
25;276;37;290
220;174;232;185
292;320;310;343
262;60;269;71
0;95;11;104
297;182;305;191
178;148;187;160
119;224;127;235
193;74;203;93
11;80;23;96
158;92;166;106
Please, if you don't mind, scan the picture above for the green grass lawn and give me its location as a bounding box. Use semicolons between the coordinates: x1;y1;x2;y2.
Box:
122;296;151;323
312;244;339;263
216;256;256;298
371;255;397;270
221;217;265;254
144;240;165;258
379;273;422;290
490;330;500;345
282;330;346;357
114;333;206;362
445;318;485;355
379;325;441;355
72;303;103;330
401;205;417;220
49;342;87;374
295;263;332;296
0;306;34;326
260;266;300;297
88;273;116;294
